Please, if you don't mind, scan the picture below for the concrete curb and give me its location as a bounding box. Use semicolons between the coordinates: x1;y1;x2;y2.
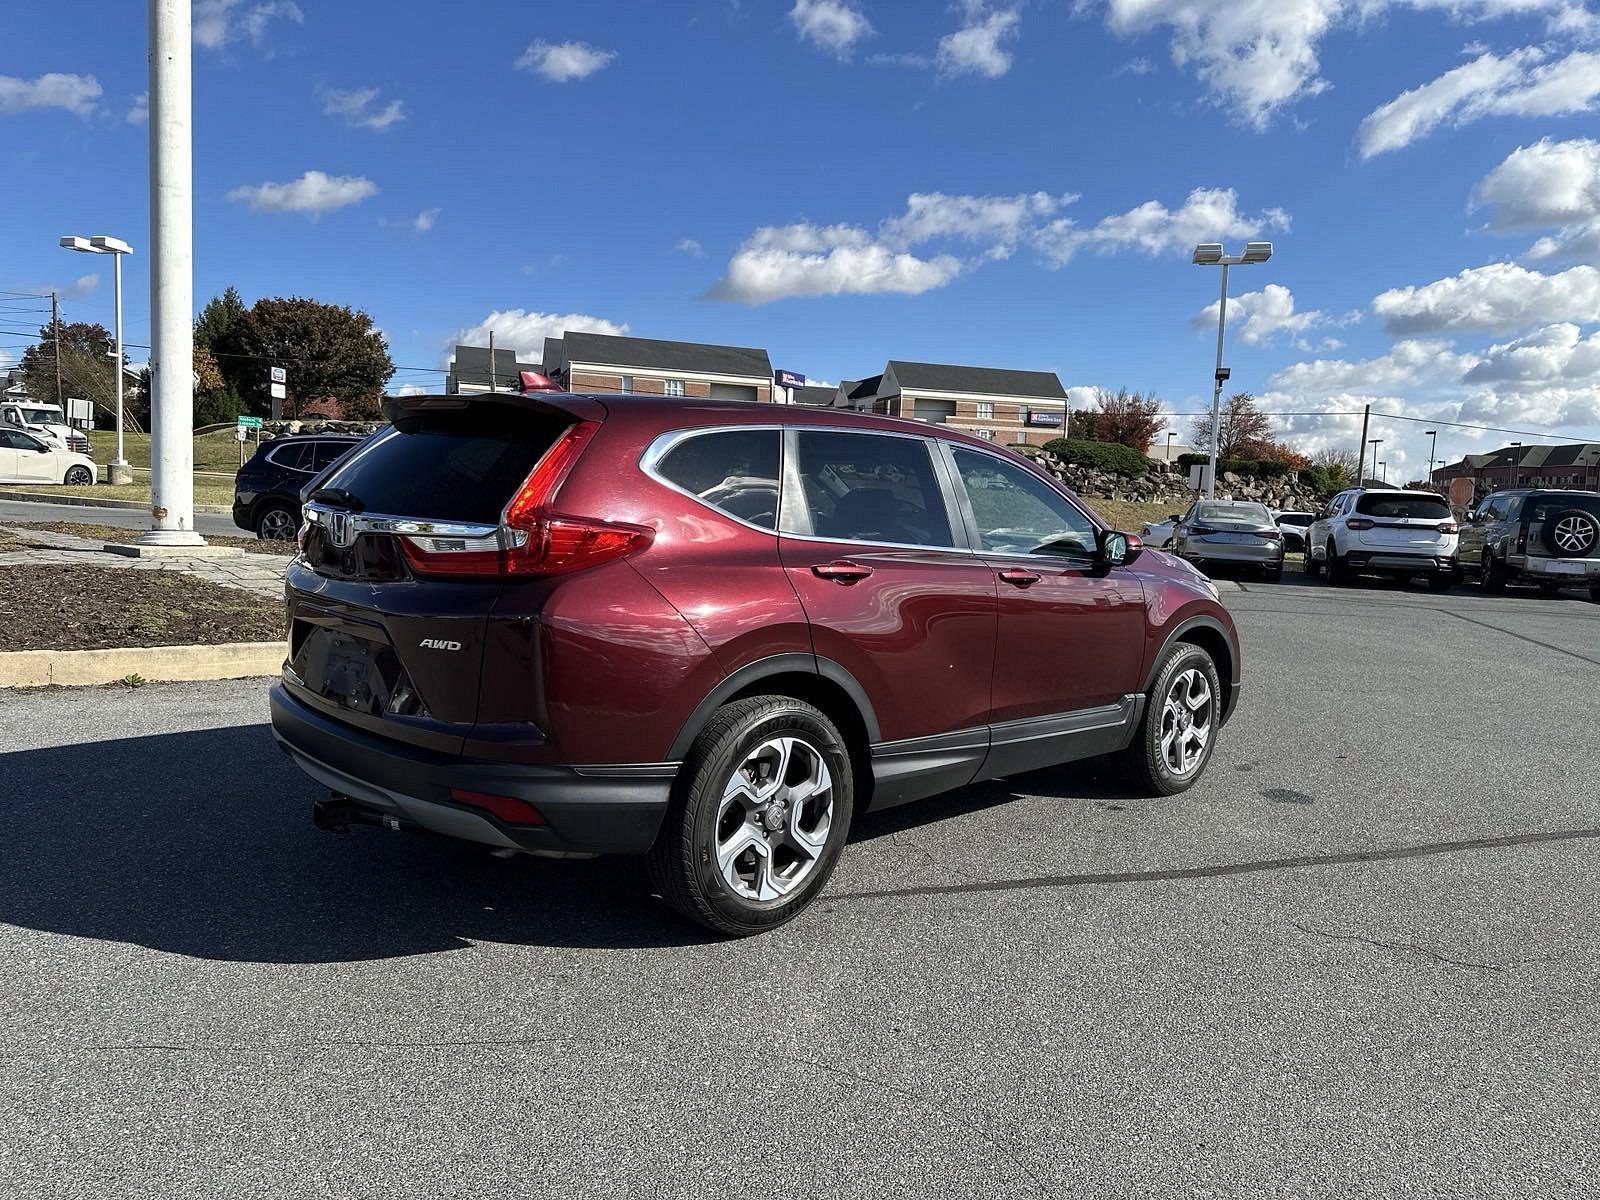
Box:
0;491;231;515
0;641;284;689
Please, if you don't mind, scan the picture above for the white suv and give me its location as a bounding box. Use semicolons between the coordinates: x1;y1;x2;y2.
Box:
1306;488;1460;590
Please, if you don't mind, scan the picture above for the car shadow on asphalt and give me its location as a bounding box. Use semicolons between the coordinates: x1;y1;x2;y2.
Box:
0;722;1167;963
0;725;712;961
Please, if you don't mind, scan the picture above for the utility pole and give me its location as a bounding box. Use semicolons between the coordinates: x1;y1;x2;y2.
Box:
488;330;496;392
51;291;63;410
1357;404;1370;485
140;0;203;546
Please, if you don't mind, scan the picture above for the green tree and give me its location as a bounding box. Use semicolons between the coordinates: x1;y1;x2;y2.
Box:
1191;392;1273;459
222;296;393;419
1311;446;1359;489
194;286;249;410
17;321;122;425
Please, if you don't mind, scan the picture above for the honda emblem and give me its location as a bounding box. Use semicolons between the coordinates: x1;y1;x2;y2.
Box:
328;511;354;548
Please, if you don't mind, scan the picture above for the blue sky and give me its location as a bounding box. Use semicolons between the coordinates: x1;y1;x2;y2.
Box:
4;0;1600;481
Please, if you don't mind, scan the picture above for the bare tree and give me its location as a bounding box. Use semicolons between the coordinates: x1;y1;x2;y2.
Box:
1191;392;1272;458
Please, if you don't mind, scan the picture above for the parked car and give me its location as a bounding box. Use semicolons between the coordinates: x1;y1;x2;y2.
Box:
0;427;97;485
1170;500;1286;580
1305;488;1459;589
0;400;92;457
269;391;1243;936
1141;513;1182;548
1275;510;1315;552
232;433;363;539
1456;489;1600;600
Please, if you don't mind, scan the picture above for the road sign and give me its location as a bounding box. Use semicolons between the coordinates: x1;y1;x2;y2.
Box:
270;366;287;384
236;415;263;429
235;426;249;442
1448;477;1474;507
269;382;287;401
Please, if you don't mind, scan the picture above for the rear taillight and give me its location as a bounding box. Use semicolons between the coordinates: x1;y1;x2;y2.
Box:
1187;524;1218;536
1262;528;1283;541
1516;524;1528;553
1346;518;1375;531
449;788;546;826
1437;520;1458;534
398;421;653;579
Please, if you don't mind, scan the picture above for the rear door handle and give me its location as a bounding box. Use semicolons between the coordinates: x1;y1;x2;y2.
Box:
812;560;873;584
998;568;1041;587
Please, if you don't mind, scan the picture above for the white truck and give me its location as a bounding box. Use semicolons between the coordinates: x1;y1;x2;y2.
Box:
0;401;93;457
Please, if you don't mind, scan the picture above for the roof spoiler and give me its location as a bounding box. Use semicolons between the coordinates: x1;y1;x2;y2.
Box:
381;388;605;429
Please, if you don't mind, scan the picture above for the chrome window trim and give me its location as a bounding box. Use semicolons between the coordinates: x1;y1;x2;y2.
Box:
639;425;785;536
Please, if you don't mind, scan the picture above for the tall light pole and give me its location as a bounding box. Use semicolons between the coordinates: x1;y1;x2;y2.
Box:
143;0;203;545
59;235;134;485
1508;441;1521;488
1378;459;1387;483
1368;439;1382;485
1424;429;1438;488
1192;241;1272;498
1165;430;1177;462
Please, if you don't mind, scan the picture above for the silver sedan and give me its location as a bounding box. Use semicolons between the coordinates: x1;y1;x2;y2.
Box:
1172;500;1287;579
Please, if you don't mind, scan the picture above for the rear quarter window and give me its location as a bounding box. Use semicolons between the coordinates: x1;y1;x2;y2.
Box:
653;428;781;530
1355;494;1450;519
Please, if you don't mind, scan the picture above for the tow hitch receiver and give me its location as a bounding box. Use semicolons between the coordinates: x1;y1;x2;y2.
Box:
312;794;363;833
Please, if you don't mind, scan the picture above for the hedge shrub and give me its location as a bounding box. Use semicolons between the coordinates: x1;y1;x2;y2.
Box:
1041;438;1150;477
1174;453;1290;480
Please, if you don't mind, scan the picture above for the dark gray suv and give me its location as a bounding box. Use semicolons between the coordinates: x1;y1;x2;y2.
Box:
1457;489;1600;600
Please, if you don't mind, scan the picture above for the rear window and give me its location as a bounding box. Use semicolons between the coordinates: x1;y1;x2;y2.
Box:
1355;493;1449;519
1197;502;1270;523
1527;495;1600;523
320;407;566;524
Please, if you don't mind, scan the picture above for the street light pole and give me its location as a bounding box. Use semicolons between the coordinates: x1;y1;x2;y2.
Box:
1424;429;1438;488
1368;439;1382;485
143;0;203;545
1378;460;1387;484
58;236;134;484
1192;241;1272;499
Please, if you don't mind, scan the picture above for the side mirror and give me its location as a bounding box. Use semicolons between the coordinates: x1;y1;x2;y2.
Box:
1097;529;1143;570
1167;514;1182;523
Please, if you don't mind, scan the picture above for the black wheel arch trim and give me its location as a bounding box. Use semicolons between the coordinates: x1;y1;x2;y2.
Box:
1143;615;1238;714
667;652;881;761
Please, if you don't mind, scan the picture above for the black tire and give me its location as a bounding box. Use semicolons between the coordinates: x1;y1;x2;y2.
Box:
1325;545;1350;586
1119;642;1223;797
647;695;854;937
1263;562;1284;582
64;465;93;486
1541;509;1600;559
255;501;299;541
1589;585;1600;604
1304;544;1323;578
1479;551;1506;594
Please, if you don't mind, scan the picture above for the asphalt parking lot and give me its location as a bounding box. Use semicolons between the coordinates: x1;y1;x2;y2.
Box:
2;574;1597;1198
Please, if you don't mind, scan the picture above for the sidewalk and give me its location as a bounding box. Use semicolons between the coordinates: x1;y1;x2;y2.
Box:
0;525;286;599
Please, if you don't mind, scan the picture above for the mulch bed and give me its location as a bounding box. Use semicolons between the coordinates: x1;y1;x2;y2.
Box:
13;522;296;556
0;564;285;652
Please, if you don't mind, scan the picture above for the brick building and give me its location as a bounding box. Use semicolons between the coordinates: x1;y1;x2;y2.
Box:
1432;442;1600;493
833;360;1069;447
543;332;773;403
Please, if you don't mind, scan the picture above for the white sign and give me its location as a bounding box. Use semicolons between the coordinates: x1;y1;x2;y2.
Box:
269;381;287;401
1189;464;1206;490
235;426;249;442
270;366;287;384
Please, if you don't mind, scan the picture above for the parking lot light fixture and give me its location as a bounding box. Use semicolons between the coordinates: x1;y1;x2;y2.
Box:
1193;241;1273;498
1368;439;1382;484
59;233;134;484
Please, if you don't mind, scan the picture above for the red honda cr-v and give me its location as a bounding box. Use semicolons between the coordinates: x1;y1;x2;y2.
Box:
271;390;1241;934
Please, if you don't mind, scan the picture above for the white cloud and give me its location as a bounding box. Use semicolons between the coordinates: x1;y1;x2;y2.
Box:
707;190;1077;304
319;86;405;131
937;4;1022;79
1114;56;1155;76
1526;224;1600;265
515;40;617;82
789;1;875;58
1192;283;1332;346
0;73;102;118
1269;338;1476;396
411;208;441;233
675;238;705;257
226;170;378;216
126;92;147;125
451;310;630;363
1373;262;1600;334
1462;322;1600;385
65;273;99;299
1358;48;1600;158
1034;186;1289;265
193;1;303;50
1471;137;1600;265
708;223;966;305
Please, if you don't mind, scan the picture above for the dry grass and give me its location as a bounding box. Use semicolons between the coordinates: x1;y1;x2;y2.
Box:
0;478;237;507
1077;497;1185;532
14;522;293;555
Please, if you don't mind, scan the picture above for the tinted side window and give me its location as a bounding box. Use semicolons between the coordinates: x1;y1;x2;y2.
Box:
952;447;1098;558
653;429;781;530
270;441;313;472
310;440;353;470
788;431;954;548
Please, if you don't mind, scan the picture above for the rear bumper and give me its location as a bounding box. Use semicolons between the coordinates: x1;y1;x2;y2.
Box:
1178;542;1284;565
269;684;675;855
1345;551;1456;575
1514;554;1600;579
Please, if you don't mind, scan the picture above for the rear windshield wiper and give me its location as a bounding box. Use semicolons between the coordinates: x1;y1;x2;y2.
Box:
308;487;364;511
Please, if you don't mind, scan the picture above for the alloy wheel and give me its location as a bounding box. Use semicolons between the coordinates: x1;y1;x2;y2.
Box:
1553;515;1597;555
1159;668;1214;777
715;736;834;901
258;507;297;540
65;466;92;486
